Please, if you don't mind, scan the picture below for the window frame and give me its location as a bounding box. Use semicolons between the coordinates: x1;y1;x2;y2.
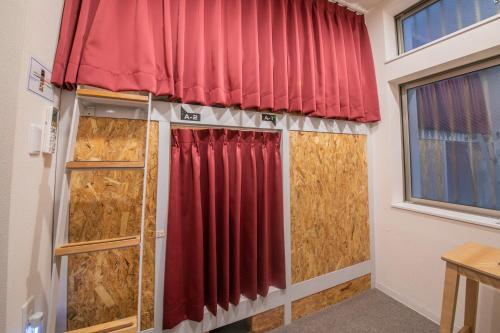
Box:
395;0;500;54
395;0;441;54
400;56;500;218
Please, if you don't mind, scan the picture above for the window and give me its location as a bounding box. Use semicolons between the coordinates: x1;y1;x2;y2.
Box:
396;0;500;53
401;58;500;217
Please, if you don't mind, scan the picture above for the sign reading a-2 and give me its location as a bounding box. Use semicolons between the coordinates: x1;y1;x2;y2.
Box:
181;106;201;122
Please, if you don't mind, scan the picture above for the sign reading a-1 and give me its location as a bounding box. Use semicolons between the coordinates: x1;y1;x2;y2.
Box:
262;113;276;125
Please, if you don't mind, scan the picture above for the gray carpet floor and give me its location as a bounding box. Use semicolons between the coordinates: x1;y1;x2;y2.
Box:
271;289;438;333
212;289;438;333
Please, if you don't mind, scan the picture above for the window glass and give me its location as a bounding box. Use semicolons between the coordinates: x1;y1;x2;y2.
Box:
406;64;500;211
400;0;500;52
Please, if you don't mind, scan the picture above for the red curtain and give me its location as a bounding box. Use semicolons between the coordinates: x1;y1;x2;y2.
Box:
164;128;285;329
52;0;380;122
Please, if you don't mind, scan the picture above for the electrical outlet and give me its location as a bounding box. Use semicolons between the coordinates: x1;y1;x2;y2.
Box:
21;296;34;333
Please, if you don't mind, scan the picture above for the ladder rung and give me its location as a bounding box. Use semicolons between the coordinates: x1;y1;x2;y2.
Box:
54;236;140;256
77;88;148;104
66;161;144;169
64;316;137;333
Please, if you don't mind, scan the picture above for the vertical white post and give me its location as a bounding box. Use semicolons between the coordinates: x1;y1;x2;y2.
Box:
154;117;172;332
48;96;81;333
366;125;377;289
281;115;293;324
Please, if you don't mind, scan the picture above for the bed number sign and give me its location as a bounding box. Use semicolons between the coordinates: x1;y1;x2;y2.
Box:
262;113;276;125
181;107;201;122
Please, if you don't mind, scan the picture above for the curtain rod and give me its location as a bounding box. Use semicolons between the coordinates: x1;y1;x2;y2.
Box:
328;0;367;15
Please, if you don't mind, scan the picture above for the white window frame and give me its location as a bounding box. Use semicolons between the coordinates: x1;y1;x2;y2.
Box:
400;56;500;219
395;0;500;54
395;0;439;54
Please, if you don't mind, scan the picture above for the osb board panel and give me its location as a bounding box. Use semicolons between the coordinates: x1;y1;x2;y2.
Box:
141;119;158;328
74;117;147;161
67;117;158;330
289;131;370;283
291;274;371;321
249;306;284;333
67;249;139;328
68;170;143;240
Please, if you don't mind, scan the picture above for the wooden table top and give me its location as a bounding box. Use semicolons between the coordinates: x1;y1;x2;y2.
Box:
442;242;500;280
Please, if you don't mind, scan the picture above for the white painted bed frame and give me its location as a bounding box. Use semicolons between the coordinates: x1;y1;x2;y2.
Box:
55;95;376;333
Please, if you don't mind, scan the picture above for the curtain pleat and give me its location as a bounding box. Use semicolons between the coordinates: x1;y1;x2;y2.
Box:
239;132;259;300
256;136;270;296
204;131;218;316
268;135;286;289
163;130;205;328
217;132;230;310
52;0;380;122
228;131;242;305
164;128;285;329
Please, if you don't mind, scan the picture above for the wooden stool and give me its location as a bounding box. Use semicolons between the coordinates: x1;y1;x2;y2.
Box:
440;242;500;333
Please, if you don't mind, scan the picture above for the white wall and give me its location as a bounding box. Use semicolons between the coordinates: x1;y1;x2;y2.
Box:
0;2;24;330
365;1;500;332
0;0;63;332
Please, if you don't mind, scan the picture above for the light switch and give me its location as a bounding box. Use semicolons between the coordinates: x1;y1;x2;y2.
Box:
29;124;42;155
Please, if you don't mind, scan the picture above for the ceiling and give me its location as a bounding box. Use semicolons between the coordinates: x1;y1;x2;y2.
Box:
342;0;385;11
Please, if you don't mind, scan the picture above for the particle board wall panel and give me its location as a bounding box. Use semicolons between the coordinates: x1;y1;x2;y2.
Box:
289;131;370;283
67;249;139;329
141;119;158;328
74;117;147;162
248;306;284;333
68;170;144;241
67;117;158;330
291;274;371;321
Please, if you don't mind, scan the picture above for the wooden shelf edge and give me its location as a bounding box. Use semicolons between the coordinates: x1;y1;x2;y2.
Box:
66;161;145;169
77;88;148;103
65;316;137;333
55;236;140;256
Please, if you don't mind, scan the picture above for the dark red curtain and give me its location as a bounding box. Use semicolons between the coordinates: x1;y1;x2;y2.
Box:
52;0;380;122
164;128;285;329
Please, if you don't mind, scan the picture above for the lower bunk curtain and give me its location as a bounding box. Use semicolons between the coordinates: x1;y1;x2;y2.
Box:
164;128;286;329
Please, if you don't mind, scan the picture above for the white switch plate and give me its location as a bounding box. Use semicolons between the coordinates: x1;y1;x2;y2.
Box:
29;124;42;155
21;296;34;333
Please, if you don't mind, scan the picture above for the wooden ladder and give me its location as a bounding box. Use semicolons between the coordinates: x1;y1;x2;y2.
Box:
47;87;152;333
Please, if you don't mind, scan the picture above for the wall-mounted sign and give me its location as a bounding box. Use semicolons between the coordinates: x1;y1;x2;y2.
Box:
27;57;54;102
181;106;201;121
262;113;276;125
